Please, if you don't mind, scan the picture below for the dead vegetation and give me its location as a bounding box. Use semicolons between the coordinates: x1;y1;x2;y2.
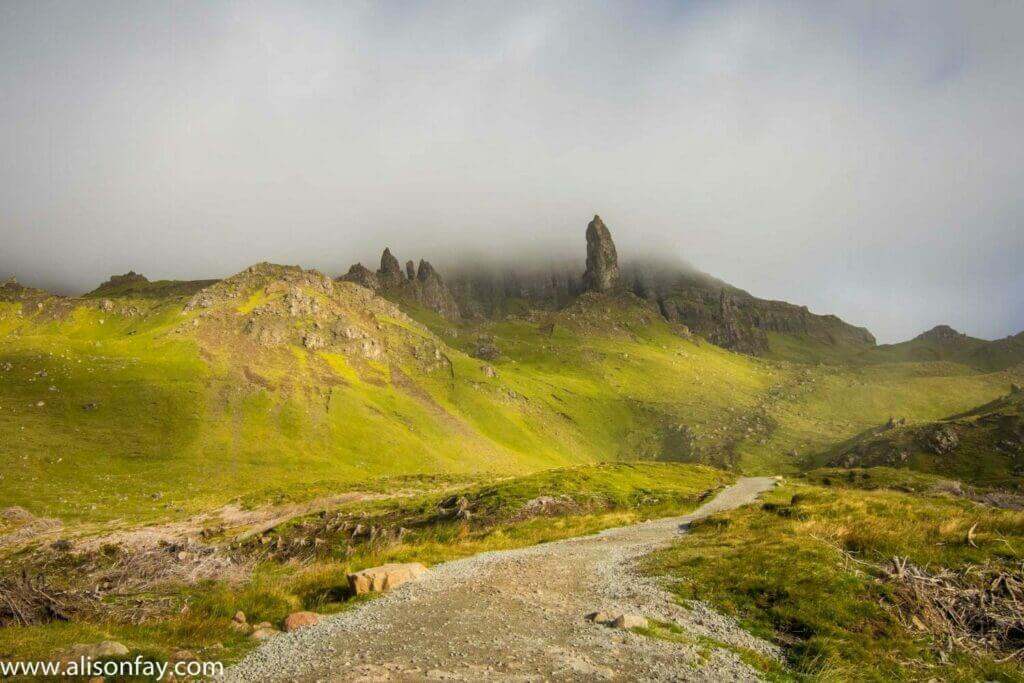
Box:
0;571;95;627
885;557;1024;660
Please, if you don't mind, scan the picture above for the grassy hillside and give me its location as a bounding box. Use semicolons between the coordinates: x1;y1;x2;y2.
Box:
818;390;1024;488
2;264;1018;527
768;325;1024;372
0;268;766;525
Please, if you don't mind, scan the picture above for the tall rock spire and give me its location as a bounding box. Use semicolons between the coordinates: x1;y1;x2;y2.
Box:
582;215;620;293
378;248;406;288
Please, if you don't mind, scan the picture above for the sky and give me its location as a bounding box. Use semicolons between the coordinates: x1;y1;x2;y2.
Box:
1;1;1021;343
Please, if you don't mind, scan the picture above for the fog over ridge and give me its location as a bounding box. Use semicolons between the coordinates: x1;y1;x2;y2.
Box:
1;1;1022;343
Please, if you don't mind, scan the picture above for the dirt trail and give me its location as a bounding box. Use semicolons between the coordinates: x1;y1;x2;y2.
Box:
226;477;779;682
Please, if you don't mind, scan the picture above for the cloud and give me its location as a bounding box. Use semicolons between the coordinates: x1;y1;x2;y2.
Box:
1;0;1021;341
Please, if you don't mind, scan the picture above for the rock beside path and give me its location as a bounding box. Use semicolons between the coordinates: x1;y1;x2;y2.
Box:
282;611;319;632
347;562;428;595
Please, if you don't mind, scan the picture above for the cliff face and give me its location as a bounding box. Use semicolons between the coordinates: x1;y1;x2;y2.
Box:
650;275;876;354
443;215;875;355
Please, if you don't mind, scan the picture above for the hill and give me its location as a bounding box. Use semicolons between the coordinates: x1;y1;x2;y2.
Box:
820;386;1024;488
2;218;1020;526
859;325;1024;371
84;271;218;299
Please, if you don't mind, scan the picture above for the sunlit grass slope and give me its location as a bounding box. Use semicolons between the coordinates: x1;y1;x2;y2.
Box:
1;265;1018;526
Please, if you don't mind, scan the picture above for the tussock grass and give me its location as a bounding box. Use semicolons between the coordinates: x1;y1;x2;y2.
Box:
646;476;1024;681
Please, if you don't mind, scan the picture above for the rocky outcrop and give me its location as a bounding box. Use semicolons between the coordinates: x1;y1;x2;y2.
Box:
101;271;149;289
444;216;874;357
703;290;768;355
925;424;960;455
414;259;461;321
339;263;380;291
348;249;462;321
582;215;620;293
378;248;406;288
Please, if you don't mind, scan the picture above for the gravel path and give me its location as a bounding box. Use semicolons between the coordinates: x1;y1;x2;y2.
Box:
224;477;779;682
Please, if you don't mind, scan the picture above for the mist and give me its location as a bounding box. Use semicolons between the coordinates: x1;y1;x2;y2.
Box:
1;1;1021;343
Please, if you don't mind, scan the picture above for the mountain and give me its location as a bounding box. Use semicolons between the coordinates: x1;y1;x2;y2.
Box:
439;216;876;358
862;325;1024;371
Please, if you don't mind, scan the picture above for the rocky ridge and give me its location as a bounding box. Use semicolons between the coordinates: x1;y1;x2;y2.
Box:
340;249;462;321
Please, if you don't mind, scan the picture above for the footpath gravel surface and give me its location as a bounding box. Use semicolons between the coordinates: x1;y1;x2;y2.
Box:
224;477;780;682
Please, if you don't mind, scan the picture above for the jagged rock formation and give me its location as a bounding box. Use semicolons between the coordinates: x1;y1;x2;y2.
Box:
582;215;620;293
339;263;380;292
342;249;461;321
443;216;874;356
378;249;406;289
414;260;461;321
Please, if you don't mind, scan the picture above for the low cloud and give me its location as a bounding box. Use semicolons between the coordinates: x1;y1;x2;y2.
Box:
1;1;1021;341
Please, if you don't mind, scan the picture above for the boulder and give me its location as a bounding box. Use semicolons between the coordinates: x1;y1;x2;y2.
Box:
169;649;197;663
65;641;130;659
229;620;252;634
282;611;320;632
471;335;500;361
585;611;615;624
582;215;620;293
249;627;279;641
612;614;648;630
347;562;427;595
925;424;960;455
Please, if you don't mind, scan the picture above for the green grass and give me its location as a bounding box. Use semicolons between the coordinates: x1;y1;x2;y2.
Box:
0;462;732;664
645;477;1024;681
2;277;1018;526
813;392;1024;488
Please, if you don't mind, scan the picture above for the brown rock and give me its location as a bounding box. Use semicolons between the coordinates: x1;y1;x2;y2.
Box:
282;611;320;632
582;215;620;293
339;263;380;291
347;562;428;595
377;248;406;287
585;610;615;624
229;620;252;634
612;614;648;630
64;641;130;659
249;627;279;641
